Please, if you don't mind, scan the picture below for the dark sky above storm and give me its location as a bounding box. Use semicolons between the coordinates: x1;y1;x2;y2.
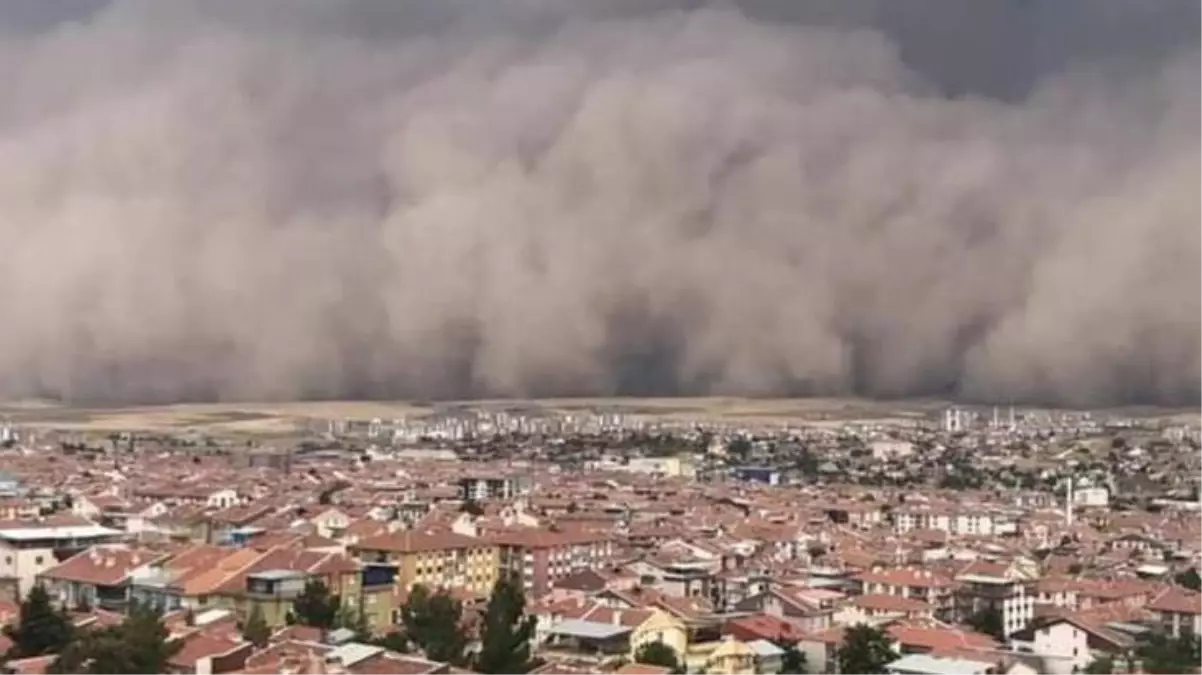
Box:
0;0;1197;406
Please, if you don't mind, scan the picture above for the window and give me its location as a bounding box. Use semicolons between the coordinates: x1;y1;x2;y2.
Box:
34;556;43;565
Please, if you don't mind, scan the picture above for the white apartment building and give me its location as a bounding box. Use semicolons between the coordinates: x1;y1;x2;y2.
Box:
956;572;1036;637
894;507;1018;537
0;523;123;598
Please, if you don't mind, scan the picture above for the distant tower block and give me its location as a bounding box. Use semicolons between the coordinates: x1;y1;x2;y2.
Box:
943;407;964;433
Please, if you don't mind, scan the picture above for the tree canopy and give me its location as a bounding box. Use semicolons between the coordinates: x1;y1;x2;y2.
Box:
242;605;271;649
777;639;806;674
634;641;682;671
291;578;340;630
967;606;1006;641
48;603;181;674
1174;567;1201;592
401;585;468;665
837;624;898;675
475;574;536;674
1137;631;1200;674
3;585;74;659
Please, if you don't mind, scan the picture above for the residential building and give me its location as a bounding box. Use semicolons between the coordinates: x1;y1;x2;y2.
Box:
490;528;615;597
458;475;529;502
0;522;122;598
955;567;1036;637
351;530;499;597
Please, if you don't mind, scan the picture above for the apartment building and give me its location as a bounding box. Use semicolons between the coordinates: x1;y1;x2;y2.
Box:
0;521;123;599
351;530;499;597
488;528;615;597
458;475;530;502
954;565;1036;637
893;506;1018;537
855;567;957;619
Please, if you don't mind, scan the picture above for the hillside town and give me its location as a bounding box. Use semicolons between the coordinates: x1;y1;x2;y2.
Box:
0;405;1197;675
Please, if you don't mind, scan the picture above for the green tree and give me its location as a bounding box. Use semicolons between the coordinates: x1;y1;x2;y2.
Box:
242;605;271;648
474;574;536;674
49;603;181;674
401;585;467;665
1137;631;1200;674
114;604;180;673
1083;656;1114;674
3;585;75;659
634;641;681;671
291;579;340;630
336;606;372;642
1174;567;1201;591
837;624;898;675
967;606;1006;641
777;640;806;674
372;631;411;653
727;438;752;461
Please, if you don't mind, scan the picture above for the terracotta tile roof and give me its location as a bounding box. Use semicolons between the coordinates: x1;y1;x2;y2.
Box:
1148;587;1202;615
355;530;486;553
168;632;248;670
851;593;934;613
215;546;357;595
857;566;955;588
40;546;167;587
173;548;264;596
724;613;807;643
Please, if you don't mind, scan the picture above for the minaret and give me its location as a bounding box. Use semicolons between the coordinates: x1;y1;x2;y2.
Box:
992;406;1000;429
1065;477;1074;527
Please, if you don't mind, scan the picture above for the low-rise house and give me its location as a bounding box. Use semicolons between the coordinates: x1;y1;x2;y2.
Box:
1146;586;1202;638
1009;614;1137;675
731;585;838;634
37;545;167;611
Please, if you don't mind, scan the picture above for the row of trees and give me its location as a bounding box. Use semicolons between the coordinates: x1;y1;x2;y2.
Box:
271;573;538;674
1;586;181;674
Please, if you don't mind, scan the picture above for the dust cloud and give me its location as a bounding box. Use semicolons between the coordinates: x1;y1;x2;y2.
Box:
0;0;1197;406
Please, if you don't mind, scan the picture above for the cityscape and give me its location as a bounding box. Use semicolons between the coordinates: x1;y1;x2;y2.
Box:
0;398;1196;674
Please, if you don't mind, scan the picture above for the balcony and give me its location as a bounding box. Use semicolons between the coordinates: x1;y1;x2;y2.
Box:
245;570;308;599
362;563;398;590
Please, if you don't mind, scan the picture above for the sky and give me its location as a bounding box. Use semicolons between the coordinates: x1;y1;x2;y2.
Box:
0;0;1197;406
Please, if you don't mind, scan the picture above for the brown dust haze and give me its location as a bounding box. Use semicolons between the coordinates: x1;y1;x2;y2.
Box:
0;0;1197;406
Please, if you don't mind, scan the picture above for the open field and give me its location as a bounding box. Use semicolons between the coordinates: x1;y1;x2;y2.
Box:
0;397;1195;435
0;397;942;433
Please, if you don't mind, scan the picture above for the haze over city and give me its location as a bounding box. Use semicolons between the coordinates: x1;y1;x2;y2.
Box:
0;0;1197;406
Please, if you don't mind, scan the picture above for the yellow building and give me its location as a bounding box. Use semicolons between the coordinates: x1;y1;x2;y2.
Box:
704;638;757;675
242;569;309;628
630;609;746;673
233;565;395;634
630;610;689;665
351;530;499;597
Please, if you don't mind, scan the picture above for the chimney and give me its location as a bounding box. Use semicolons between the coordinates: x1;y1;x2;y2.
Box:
613;609;623;626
